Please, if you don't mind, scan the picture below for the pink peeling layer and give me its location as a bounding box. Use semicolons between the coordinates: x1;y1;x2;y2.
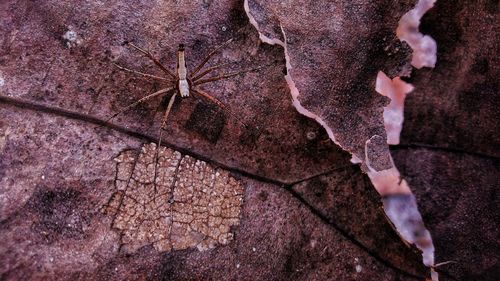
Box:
245;0;438;279
397;0;437;69
376;71;414;145
378;0;437;145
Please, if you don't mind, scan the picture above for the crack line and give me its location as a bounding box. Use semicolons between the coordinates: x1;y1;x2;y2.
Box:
1;94;443;278
285;186;426;280
0;95;286;186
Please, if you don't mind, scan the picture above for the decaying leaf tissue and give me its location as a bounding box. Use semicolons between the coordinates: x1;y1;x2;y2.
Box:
104;143;244;253
0;1;497;281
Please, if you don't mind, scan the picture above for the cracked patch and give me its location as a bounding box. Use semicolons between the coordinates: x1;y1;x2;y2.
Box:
104;143;244;253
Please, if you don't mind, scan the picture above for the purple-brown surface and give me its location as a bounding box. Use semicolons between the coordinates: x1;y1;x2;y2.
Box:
0;0;497;280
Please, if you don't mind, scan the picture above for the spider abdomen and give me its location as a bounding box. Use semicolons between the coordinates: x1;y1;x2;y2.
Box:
179;79;190;97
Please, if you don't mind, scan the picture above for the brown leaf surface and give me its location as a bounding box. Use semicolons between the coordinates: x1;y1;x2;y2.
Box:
0;0;497;281
396;1;499;280
245;0;414;160
244;0;436;277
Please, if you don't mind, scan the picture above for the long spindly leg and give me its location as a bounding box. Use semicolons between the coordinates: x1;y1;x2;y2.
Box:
190;63;230;82
193;65;264;86
127;43;177;79
153;93;177;190
190;38;234;78
192;88;248;129
192;88;226;109
159;92;177;130
113;63;172;82
106;87;174;122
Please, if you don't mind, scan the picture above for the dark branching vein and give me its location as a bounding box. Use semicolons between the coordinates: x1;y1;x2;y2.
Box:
0;95;284;186
285;164;355;186
0;95;361;185
284;186;425;280
0;95;452;279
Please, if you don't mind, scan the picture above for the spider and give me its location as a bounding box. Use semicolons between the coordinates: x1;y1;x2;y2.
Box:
109;39;261;137
108;39;260;185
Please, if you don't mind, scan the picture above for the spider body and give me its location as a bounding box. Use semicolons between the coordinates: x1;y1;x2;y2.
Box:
109;38;250;124
108;39;260;188
108;38;261;188
176;44;191;97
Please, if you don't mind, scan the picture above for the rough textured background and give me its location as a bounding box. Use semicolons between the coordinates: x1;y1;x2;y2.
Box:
244;0;436;276
396;0;499;280
245;0;414;161
0;0;498;281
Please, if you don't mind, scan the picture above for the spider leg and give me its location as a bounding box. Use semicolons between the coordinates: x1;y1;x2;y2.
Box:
160;92;177;130
191;63;231;82
190;38;234;77
192;88;249;129
192;88;225;109
106;86;174;122
153;93;177;190
113;63;172;82
193;65;264;86
127;43;176;79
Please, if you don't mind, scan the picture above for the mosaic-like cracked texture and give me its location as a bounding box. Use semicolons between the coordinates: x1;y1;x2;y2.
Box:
104;143;244;253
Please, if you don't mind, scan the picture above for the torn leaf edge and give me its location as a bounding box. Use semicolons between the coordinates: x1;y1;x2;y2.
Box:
244;0;439;280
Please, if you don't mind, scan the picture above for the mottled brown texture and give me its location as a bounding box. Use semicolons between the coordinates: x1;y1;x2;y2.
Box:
402;0;499;158
366;135;394;171
0;106;420;281
393;148;499;281
246;0;415;161
245;0;437;275
394;1;499;279
0;0;498;280
292;166;428;278
0;0;348;184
